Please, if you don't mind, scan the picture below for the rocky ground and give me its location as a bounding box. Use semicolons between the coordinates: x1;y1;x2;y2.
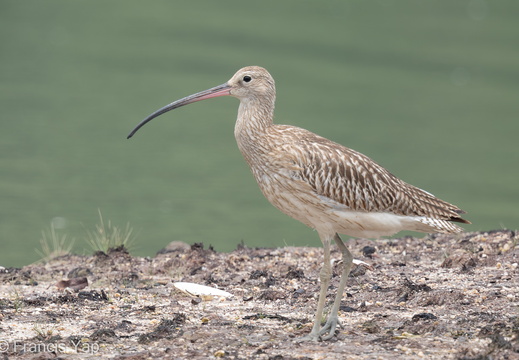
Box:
0;230;518;359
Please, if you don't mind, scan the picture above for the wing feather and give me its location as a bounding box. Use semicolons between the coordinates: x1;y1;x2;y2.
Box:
278;129;469;224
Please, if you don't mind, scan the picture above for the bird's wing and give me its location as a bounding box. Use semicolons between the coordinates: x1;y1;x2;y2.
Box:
279;129;468;223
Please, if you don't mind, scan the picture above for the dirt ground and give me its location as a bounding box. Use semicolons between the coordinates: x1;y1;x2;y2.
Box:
0;230;517;359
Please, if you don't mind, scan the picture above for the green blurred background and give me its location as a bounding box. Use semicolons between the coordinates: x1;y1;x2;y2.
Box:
1;0;518;267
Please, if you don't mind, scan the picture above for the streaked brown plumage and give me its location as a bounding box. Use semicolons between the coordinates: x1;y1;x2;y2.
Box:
128;66;469;341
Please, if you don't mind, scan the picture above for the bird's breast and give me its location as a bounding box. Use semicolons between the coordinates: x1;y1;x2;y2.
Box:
247;162;325;228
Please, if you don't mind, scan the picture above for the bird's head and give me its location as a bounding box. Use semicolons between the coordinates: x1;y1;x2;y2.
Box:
227;66;276;103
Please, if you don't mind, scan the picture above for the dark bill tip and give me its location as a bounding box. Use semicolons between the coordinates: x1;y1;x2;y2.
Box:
126;83;231;139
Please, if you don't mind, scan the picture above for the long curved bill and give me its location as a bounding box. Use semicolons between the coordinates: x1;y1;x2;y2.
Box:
127;83;232;139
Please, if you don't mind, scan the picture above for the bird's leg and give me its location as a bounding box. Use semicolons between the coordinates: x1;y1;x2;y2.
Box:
318;233;353;340
296;236;332;342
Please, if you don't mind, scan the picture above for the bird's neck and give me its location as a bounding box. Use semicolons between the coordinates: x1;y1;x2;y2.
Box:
234;97;275;162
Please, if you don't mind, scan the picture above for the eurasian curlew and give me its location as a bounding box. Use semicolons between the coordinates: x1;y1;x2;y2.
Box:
127;66;469;341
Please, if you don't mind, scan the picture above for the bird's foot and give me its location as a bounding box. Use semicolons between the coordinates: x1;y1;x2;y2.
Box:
295;317;342;342
318;316;341;340
294;332;320;342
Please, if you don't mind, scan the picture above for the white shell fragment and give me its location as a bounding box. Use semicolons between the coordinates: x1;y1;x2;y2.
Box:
352;259;374;271
173;282;233;298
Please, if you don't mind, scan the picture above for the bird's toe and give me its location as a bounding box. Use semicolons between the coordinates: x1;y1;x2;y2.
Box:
318;316;341;340
294;333;320;343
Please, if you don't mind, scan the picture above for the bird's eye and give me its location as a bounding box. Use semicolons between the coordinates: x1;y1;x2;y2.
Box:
243;75;252;83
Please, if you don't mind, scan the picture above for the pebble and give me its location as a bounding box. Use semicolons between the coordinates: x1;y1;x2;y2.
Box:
214;350;225;357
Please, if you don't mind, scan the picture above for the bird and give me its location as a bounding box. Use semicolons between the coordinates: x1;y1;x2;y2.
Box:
127;66;470;341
